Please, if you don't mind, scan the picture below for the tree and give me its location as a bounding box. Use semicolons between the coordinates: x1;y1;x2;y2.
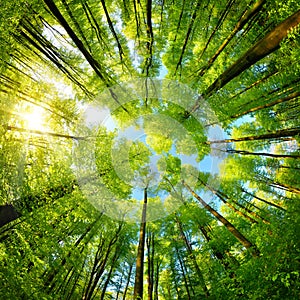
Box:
1;1;300;299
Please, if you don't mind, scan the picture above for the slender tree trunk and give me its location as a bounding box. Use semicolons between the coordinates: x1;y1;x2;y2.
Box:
116;271;123;300
146;230;154;300
198;178;258;224
123;262;133;300
153;260;160;300
219;148;300;159
207;128;300;144
202;9;300;98
257;176;300;195
100;250;120;300
174;244;191;300
84;223;122;300
199;225;237;277
43;0;110;84
144;0;154;76
229;90;300;120
183;181;260;257
133;188;148;299
198;0;267;76
175;215;210;297
6;125;86;140
44;214;102;290
175;0;201;74
198;0;236;62
100;0;124;61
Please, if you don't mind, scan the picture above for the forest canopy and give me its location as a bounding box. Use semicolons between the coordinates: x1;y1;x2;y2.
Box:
0;0;299;299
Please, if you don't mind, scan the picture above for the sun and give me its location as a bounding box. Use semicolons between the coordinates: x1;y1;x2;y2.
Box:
24;106;46;131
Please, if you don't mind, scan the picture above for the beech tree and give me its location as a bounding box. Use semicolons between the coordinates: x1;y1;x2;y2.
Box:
0;0;300;299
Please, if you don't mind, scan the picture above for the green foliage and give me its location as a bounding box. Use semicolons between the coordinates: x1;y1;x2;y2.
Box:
0;0;300;299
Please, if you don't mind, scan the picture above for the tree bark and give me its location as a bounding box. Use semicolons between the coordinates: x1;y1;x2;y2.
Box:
207;128;300;144
222;149;300;159
146;230;154;300
174;243;191;300
123;262;133;300
229;90;300;120
198;177;258;224
183;181;260;257
100;249;120;300
241;187;285;211
175;215;210;297
198;0;267;76
133;188;148;299
6;125;86;140
43;0;110;84
174;0;201;74
200;9;300;99
0;204;20;228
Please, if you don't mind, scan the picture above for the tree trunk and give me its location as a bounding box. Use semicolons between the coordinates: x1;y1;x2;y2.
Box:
146;230;154;300
198;178;258;224
198;0;267;76
229;90;300;120
83;223;122;300
175;0;201;74
175;215;210;298
174;243;191;300
153;260;160;300
183;181;260;257
43;0;110;84
207;128;300;144
100;249;120;300
0;204;20;228
222;149;300;159
6;125;86;140
133;188;148;299
199;9;300;99
199;225;237;277
123;262;133;300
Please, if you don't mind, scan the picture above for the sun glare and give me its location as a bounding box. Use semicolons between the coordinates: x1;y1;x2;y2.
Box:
24;106;46;131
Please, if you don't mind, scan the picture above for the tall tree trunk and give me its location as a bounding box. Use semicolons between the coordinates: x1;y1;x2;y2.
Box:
175;215;210;297
6;125;86;140
198;0;236;62
229;90;300;120
207;128;300;144
174;243;191;300
123;262;133;300
43;0;110;84
153;260;161;300
217;148;300;159
100;249;120;300
116;271;124;300
146;230;154;300
183;181;260;257
83;223;122;300
240;188;285;211
174;0;201;74
199;225;237;277
202;9;300;98
133;188;148;299
198;178;258;224
198;0;267;76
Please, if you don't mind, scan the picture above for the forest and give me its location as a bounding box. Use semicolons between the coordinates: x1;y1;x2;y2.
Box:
0;0;299;299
